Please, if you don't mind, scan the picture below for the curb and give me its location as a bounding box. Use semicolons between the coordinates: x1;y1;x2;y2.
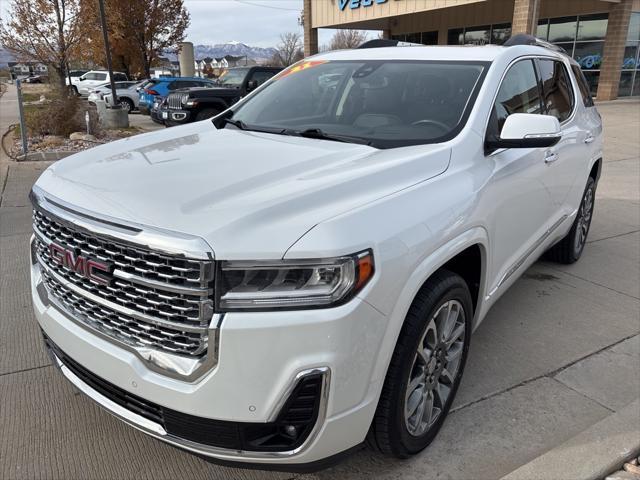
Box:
16;151;76;162
500;399;640;480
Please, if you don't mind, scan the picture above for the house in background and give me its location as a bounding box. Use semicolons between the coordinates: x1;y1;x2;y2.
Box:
8;61;48;79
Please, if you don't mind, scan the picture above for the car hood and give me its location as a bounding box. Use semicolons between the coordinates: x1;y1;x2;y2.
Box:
35;122;451;259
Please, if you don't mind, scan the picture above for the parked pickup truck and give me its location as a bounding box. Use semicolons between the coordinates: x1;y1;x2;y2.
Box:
30;36;602;471
162;66;282;126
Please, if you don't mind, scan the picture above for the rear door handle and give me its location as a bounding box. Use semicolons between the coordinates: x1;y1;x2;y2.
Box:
544;151;559;164
584;133;595;144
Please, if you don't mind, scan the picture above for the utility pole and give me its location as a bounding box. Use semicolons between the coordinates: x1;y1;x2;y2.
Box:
97;0;119;108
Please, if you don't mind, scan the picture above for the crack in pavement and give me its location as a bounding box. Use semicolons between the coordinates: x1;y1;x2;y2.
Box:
587;229;640;244
450;332;640;414
0;363;52;378
545;265;640;301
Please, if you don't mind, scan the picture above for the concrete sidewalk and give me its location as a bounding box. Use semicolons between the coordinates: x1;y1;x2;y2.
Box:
1;89;638;479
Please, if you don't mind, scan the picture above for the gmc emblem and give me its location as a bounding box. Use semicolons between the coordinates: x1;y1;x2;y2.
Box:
48;243;112;286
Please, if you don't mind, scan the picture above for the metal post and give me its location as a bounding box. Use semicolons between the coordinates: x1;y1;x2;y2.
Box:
16;79;28;155
97;0;119;108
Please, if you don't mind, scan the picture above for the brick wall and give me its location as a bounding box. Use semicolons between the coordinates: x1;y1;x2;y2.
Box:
512;0;540;35
597;0;633;100
303;0;319;57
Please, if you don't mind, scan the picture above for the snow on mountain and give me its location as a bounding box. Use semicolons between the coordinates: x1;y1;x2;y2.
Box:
165;42;277;62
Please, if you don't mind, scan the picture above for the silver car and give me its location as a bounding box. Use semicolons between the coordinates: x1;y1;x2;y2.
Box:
94;81;143;112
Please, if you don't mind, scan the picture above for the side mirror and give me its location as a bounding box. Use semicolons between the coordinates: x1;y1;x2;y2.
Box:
487;113;561;150
246;80;259;92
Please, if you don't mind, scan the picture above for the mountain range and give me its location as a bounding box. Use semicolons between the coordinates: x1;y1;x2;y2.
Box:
163;42;277;62
0;42;277;67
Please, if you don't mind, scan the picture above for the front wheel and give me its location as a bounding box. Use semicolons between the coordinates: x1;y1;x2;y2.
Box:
546;176;596;264
368;270;472;458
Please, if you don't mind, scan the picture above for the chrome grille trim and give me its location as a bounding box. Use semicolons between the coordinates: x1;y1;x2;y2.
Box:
167;93;185;110
30;185;219;381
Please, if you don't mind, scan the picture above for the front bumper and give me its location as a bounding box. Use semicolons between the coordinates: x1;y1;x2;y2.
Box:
164;108;193;126
31;256;385;466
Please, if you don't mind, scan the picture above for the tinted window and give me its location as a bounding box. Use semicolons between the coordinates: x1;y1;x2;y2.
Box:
94;73;107;81
113;73;127;81
231;60;487;149
248;70;276;86
538;59;574;122
493;59;542;133
571;65;594;107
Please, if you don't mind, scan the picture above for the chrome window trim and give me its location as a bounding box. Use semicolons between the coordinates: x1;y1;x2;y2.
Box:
52;350;331;461
484;53;579;158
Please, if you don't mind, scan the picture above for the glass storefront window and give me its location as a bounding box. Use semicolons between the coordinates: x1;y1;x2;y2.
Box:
618;71;635;96
491;23;512;45
555;42;574;56
582;71;600;96
421;31;438;45
448;28;464;45
623;43;639;70
548;17;577;43
574;42;604;70
405;32;421;43
464;25;491;45
628;12;640;41
576;13;608;41
537;20;549;40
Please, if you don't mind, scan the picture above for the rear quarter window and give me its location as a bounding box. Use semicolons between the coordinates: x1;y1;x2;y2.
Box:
571;65;595;107
538;59;575;122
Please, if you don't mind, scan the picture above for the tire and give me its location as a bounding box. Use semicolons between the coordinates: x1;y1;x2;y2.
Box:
69;86;79;96
120;98;134;113
546;176;596;264
367;270;473;458
195;108;220;121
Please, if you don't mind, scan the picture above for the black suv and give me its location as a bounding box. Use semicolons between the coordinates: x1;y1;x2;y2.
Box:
162;66;282;126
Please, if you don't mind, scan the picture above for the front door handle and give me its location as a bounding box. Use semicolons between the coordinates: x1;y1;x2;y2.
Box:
584;133;595;144
544;151;559;164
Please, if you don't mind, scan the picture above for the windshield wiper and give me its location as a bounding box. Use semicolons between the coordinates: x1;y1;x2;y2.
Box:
221;118;247;130
288;128;372;146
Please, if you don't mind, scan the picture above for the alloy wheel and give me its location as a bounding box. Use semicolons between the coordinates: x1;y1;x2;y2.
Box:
574;185;594;255
404;300;466;437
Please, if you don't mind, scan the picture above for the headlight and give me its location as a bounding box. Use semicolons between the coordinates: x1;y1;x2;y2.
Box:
217;250;374;311
180;94;190;104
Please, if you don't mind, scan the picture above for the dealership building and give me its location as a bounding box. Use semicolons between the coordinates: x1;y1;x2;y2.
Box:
302;0;640;99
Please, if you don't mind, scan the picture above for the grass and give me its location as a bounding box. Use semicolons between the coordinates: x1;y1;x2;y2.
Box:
21;93;41;103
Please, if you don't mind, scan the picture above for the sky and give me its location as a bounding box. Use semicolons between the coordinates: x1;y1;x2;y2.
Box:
0;0;374;50
182;0;370;47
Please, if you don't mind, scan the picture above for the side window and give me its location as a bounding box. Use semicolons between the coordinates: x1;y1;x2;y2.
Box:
114;73;127;81
95;73;107;81
538;59;574;122
249;70;276;86
492;59;542;134
571;65;594;107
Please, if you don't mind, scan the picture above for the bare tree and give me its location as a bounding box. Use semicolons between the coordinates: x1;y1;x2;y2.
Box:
328;29;368;51
0;0;87;95
270;32;304;67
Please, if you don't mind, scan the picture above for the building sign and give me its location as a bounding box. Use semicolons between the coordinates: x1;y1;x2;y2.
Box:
339;0;389;11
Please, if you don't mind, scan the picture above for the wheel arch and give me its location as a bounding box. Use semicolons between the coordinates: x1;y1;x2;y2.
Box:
589;157;602;183
370;227;490;393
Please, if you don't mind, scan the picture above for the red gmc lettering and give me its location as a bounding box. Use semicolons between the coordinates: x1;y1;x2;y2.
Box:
48;243;111;286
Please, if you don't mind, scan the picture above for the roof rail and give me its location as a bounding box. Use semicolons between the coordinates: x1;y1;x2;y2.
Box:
358;39;423;49
504;33;569;55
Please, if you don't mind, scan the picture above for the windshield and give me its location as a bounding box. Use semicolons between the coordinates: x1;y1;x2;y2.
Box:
217;68;250;88
229;60;488;149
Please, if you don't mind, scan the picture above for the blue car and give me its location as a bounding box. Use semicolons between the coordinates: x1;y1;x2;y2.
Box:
138;77;216;115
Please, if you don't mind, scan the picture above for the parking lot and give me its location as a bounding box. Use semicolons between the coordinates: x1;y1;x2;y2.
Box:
1;88;638;479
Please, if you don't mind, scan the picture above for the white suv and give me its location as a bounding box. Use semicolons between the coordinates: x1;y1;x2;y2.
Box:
30;36;602;470
66;70;128;96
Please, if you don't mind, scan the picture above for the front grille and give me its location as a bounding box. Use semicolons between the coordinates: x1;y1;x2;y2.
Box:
33;206;214;358
44;335;323;452
167;93;185;110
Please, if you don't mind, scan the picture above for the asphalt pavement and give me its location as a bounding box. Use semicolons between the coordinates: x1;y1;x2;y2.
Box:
1;84;638;480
